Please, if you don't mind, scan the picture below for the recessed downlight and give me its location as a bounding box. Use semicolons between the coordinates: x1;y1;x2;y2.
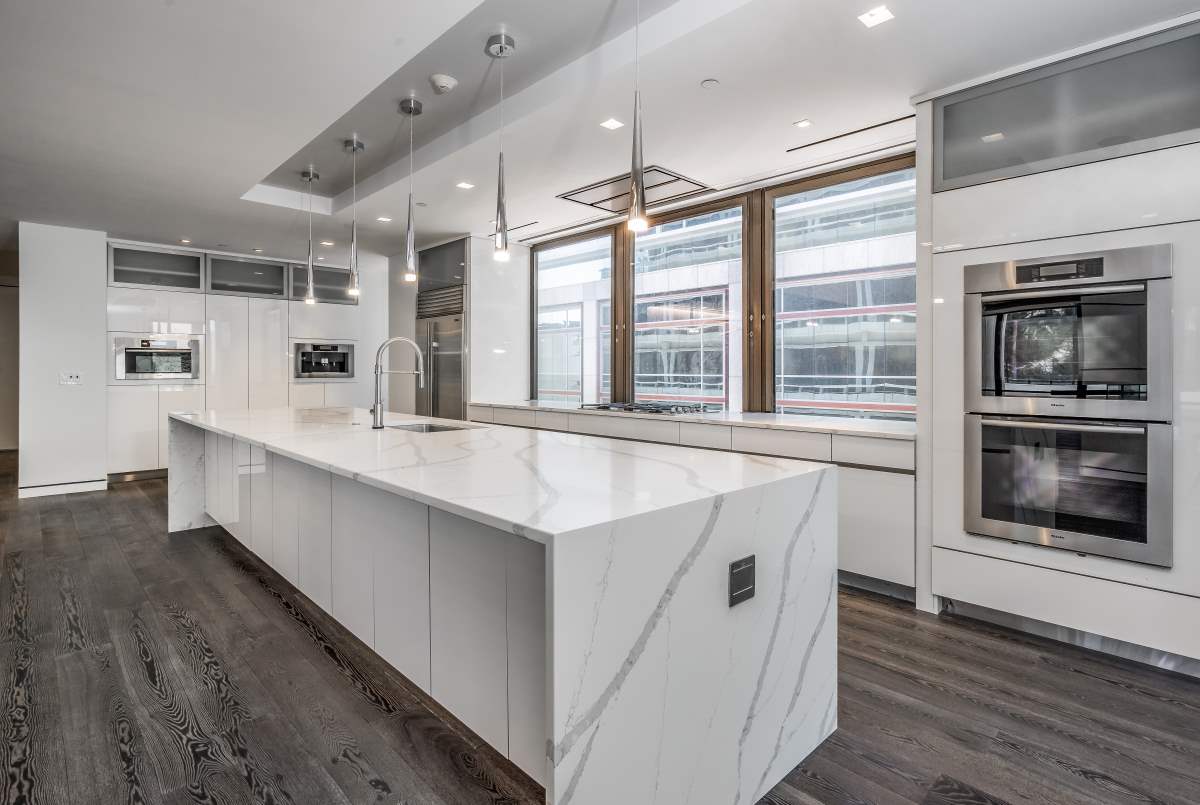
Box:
317;256;325;261
319;240;335;246
793;119;813;129
253;248;264;253
858;5;894;27
980;132;1005;143
700;78;720;89
600;118;625;130
180;238;191;244
456;181;475;189
376;216;392;223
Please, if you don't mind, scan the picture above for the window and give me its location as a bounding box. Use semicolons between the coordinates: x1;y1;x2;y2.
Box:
633;207;743;412
771;167;916;420
534;235;612;402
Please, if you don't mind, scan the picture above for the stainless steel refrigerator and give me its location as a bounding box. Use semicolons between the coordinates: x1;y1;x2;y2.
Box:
415;313;465;420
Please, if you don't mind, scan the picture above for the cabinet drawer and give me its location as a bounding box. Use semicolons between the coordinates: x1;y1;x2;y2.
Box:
534;411;570;431
832;434;915;471
731;426;831;461
678;422;732;450
569;414;679;444
492;408;536;428
467;405;494;423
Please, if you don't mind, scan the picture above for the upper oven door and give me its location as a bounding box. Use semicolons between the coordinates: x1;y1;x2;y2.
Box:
965;263;1172;421
112;335;203;383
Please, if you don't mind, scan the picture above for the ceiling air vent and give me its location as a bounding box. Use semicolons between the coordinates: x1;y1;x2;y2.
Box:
557;165;709;214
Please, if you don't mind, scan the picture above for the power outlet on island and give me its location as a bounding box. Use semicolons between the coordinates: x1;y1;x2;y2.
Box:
729;555;756;607
58;370;83;385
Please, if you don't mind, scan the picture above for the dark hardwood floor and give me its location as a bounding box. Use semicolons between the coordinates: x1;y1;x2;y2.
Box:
2;449;1199;804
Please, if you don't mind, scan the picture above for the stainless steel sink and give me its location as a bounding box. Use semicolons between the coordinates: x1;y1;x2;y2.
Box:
386;423;469;433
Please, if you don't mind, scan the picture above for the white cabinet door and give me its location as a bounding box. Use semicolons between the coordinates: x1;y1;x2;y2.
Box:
248;298;290;409
322;382;358;408
228;439;252;547
289;300;359;341
216;434;236;532
249;445;273;564
289;383;325;408
429;509;510;754
205;294;249;410
271;455;302;585
839;467;915;586
273;455;332;610
165;291;206;334
158;385;205;468
106;385;159;473
107;287;169;333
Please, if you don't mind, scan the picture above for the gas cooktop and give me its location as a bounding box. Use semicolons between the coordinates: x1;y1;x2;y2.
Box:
579;401;717;415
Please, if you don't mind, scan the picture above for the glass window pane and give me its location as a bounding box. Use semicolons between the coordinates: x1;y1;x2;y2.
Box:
633;207;742;412
773;168;916;421
535;235;612;403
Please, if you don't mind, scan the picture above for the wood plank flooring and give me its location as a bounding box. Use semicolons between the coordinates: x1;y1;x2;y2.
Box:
2;450;1199;804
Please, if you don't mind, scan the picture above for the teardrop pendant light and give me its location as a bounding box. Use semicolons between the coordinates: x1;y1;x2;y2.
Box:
486;33;516;262
399;97;422;283
302;166;319;304
344;135;364;297
627;0;649;232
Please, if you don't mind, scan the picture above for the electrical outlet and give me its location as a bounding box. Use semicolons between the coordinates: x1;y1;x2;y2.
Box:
729;555;755;607
58;371;83;386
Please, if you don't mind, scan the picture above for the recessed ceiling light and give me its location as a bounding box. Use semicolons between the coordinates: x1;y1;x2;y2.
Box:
317;256;325;261
700;78;720;89
980;132;1005;143
319;240;335;246
180;238;191;244
416;202;427;208
376;216;392;223
456;182;475;189
600;118;624;130
933;297;945;304
253;248;264;253
793;118;813;129
857;5;894;27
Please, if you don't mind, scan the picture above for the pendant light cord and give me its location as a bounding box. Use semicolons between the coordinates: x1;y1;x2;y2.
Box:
499;55;505;154
635;0;640;92
409;109;414;195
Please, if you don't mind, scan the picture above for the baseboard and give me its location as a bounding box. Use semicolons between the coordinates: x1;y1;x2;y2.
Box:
839;570;916;603
109;469;167;483
18;479;108;498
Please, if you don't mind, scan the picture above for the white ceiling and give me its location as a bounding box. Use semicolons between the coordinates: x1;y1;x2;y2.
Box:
1;0;1196;261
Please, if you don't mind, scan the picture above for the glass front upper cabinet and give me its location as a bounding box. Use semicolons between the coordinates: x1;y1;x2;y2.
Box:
109;245;204;290
289;264;358;304
934;23;1200;192
206;255;289;297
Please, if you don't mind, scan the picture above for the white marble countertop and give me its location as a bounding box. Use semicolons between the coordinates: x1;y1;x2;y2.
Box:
470;399;917;441
170;406;830;542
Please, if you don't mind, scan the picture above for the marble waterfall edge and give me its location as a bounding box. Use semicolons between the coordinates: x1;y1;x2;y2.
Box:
547;467;838;805
168;416;215;533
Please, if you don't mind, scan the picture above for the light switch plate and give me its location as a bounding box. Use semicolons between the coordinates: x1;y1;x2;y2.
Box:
58;371;83;385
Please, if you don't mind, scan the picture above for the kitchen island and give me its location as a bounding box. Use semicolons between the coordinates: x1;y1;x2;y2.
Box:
167;406;837;805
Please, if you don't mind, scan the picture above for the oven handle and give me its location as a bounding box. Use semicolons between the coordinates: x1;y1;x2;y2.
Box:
982;282;1145;302
978;418;1146;435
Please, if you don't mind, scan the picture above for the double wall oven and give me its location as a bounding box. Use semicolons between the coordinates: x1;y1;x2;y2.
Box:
963;245;1173;567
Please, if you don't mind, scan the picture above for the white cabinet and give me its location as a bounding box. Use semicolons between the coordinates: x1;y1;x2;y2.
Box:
492;408;535;428
164;291;206;334
507;535;547;785
839;468;915;586
331;477;432;691
731;426;832;461
158;385;205;468
289;299;359;341
249;445;274;564
272;454;332;611
322;382;359;408
248;298;290;409
106;385;159;473
205;294;249;410
289;383;325;408
429;509;510;753
228;439;252;547
107;287;169;333
203;431;238;531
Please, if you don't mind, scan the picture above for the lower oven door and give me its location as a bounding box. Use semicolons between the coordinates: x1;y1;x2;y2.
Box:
964;415;1172;567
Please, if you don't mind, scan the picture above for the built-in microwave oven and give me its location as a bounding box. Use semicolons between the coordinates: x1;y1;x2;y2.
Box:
294;342;355;379
112;334;202;383
964;245;1172;422
964;414;1172;567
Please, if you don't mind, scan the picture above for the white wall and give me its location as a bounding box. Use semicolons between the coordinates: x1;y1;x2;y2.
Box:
468;236;530;403
387;252;418;413
18;222;107;493
356;251;390;409
0;254;16;450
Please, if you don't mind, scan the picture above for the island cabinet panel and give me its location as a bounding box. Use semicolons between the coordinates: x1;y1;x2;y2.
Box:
203;432;238;529
271;455;333;609
269;455;304;585
248;445;273;564
368;490;432;693
506;535;548;785
227;438;252;546
428;509;510;754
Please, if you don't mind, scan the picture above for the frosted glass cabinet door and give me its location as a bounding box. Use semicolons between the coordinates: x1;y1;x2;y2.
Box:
935;25;1200;191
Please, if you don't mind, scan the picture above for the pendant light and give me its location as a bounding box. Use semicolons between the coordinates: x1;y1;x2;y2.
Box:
344;135;364;297
486;33;516;262
301;166;319;304
399;97;422;282
627;0;648;232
